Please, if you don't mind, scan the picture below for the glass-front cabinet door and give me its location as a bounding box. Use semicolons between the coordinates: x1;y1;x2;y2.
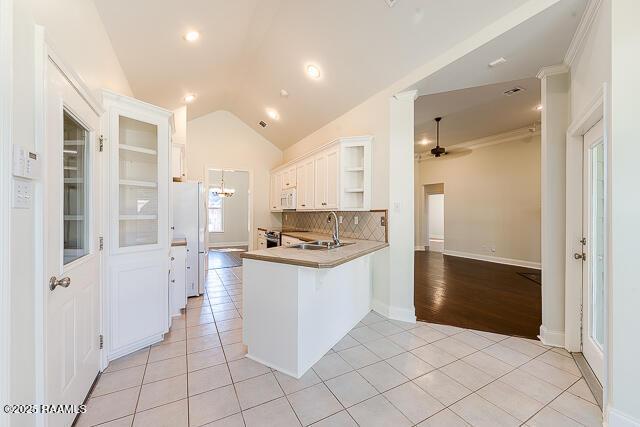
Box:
108;104;169;254
118;116;159;248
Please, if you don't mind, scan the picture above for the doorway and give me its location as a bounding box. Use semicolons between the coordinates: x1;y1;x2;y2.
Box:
422;183;445;253
44;55;102;427
581;119;605;383
206;168;251;269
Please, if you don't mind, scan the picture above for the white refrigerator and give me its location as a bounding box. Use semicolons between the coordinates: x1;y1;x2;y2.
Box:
172;182;207;296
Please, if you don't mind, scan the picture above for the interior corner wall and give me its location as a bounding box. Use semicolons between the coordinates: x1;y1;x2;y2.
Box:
416;136;541;265
609;0;640;424
185;110;284;248
11;1;131;425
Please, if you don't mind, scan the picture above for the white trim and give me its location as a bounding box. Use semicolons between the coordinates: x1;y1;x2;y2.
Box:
414;246;425;251
0;0;13;422
564;84;608;411
564;0;603;67
607;407;640;427
565;86;605;353
443;250;541;270
371;299;417;323
538;325;565;347
536;63;570;79
208;241;249;249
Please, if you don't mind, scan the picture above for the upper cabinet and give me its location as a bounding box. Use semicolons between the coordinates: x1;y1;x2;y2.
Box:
270;136;372;212
282;165;297;189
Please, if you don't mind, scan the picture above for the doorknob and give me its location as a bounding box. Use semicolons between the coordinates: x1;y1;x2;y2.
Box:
574;252;586;261
49;276;71;291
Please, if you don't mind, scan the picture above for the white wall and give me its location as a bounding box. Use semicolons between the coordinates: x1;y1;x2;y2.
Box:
186;111;283;249
208;170;250;246
609;1;640;424
416;135;541;265
10;0;131;424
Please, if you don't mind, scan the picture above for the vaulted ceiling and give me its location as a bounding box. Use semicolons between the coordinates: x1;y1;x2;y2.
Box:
94;0;538;149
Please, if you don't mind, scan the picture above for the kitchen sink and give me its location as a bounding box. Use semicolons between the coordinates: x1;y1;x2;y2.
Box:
290;240;355;250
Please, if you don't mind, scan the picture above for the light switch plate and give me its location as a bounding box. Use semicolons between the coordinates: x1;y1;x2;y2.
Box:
12;178;33;209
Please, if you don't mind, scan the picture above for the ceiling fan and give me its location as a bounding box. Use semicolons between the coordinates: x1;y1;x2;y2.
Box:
430;117;447;158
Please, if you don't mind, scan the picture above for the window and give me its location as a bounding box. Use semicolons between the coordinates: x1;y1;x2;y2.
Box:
208;188;223;232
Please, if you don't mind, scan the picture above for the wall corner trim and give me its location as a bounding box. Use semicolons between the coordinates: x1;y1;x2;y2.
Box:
537;63;570;79
564;0;603;67
393;90;418;101
371;300;416;324
538;325;565;348
607;407;640;427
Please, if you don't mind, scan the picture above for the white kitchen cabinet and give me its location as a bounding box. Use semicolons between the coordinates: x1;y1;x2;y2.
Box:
296;159;314;210
270;172;283;212
269;136;372;212
282;165;297;189
281;235;304;247
101;90;172;360
257;229;267;249
169;245;187;318
314;147;339;209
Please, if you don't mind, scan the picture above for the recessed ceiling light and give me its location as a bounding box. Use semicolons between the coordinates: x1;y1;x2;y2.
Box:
266;108;279;120
306;64;321;80
536;104;543;111
184;31;200;42
419;138;431;145
280;89;289;98
184;94;196;103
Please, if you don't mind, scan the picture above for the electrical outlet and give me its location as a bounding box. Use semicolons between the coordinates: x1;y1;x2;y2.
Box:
339;216;343;224
354;216;359;225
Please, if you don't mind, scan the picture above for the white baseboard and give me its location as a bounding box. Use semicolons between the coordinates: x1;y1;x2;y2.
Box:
608;406;640;427
371;299;416;323
538;325;565;347
208;241;248;248
443;250;542;270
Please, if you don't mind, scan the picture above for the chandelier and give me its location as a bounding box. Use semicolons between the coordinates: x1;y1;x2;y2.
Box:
212;170;235;198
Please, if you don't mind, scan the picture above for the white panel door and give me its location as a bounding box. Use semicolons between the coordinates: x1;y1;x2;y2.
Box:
45;59;101;427
582;120;605;383
325;148;339;209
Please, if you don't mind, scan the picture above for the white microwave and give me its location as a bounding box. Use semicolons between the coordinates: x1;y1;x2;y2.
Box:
280;188;297;210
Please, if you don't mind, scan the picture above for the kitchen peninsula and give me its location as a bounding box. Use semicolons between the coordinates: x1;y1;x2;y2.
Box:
241;232;388;378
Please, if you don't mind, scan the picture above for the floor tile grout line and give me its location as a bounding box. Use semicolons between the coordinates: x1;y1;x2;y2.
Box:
519;376;586;426
129;345;151;426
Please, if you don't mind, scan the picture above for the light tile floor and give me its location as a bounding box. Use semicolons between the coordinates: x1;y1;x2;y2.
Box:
78;266;602;427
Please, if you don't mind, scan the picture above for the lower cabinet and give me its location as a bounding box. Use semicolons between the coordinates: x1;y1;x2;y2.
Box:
257;229;267;249
169;245;187;319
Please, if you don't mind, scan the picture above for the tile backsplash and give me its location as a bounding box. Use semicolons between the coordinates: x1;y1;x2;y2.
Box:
282;210;388;243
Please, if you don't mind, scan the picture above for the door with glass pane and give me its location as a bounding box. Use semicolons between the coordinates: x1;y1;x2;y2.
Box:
45;59;101;427
582;119;605;383
103;91;170;360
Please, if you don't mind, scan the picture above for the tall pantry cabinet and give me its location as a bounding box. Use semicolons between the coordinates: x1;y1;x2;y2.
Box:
101;90;173;361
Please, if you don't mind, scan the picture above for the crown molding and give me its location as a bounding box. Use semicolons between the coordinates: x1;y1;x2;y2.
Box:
394;90;418;101
564;0;603;67
537;63;570;79
415;126;540;161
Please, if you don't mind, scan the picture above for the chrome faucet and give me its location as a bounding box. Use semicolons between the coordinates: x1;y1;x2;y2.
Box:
327;211;340;245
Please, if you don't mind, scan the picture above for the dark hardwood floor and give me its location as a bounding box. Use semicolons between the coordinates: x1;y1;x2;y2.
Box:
207;246;247;269
414;251;541;339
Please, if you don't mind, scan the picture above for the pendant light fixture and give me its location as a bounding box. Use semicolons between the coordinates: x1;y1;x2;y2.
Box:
212;169;235;198
430;117;447;158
